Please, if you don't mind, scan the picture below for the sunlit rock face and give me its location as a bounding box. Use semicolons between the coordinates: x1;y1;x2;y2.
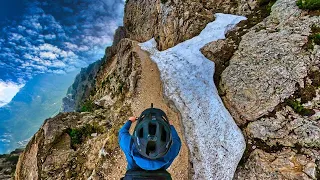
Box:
124;0;259;51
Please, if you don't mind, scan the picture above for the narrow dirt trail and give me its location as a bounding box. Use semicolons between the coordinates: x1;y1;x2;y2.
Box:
107;42;190;179
131;45;190;179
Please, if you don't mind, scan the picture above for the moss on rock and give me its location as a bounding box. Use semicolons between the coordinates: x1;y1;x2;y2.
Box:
297;0;320;10
285;99;315;116
67;123;105;150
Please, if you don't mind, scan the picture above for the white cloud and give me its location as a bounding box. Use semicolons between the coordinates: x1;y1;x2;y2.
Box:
64;42;78;50
0;81;25;107
9;33;24;41
39;51;57;59
38;43;61;52
0;0;125;84
51;61;66;68
44;34;56;40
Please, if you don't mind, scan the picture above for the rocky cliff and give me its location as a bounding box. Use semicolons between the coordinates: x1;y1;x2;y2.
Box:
15;37;190;179
124;0;261;51
0;149;22;179
14;0;320;179
202;0;320;179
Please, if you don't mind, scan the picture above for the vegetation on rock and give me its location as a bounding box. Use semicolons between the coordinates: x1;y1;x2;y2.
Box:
0;149;23;178
306;24;320;49
285;99;315;116
161;0;168;4
258;0;277;13
80;100;95;112
67;123;104;149
297;0;320;10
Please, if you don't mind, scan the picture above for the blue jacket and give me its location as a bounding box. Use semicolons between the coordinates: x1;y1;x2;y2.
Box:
118;121;181;170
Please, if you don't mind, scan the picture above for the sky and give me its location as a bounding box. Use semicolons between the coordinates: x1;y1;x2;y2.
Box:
0;0;125;107
0;0;125;153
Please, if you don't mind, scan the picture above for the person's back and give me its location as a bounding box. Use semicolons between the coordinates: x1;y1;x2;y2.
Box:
118;106;181;179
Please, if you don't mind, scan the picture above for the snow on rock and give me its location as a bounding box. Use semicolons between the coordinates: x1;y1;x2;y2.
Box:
140;13;247;180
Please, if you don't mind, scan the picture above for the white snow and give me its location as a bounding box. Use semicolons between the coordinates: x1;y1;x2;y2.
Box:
140;13;247;179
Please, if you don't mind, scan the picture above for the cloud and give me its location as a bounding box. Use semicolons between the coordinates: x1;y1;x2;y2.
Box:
0;81;25;107
0;0;125;89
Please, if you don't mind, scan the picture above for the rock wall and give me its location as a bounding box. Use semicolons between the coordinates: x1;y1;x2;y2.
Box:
61;60;102;112
15;38;190;179
15;39;140;180
124;0;260;50
202;0;320;179
61;26;128;112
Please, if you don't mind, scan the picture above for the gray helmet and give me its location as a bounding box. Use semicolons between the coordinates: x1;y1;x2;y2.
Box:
133;104;172;159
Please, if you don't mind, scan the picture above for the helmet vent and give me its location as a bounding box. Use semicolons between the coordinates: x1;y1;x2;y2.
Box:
139;128;144;138
161;127;167;142
146;141;156;155
149;123;157;136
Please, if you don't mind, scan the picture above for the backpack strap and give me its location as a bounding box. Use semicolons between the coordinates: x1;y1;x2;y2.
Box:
122;169;172;180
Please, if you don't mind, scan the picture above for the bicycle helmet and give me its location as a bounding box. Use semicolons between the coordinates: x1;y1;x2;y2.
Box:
133;104;172;159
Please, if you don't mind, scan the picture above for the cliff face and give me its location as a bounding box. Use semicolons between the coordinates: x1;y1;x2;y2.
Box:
14;0;320;179
61;61;102;112
15;38;190;179
202;0;320;179
124;0;260;50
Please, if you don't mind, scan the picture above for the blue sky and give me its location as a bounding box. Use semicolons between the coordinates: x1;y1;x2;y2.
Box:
0;0;125;107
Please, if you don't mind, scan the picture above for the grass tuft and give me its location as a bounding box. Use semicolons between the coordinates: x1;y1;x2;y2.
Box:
161;0;168;4
67;123;104;150
285;99;315;116
80;100;95;112
297;0;320;10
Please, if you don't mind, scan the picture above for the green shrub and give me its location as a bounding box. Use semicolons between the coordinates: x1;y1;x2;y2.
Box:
266;0;277;13
306;25;320;49
161;0;168;4
297;0;320;10
67;123;104;149
285;99;315;116
311;33;320;45
5;155;19;164
80;100;95;112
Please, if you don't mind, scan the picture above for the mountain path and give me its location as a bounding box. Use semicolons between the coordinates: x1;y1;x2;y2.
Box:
107;42;190;179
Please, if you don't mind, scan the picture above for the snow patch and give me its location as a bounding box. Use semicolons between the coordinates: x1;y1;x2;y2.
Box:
140;13;247;179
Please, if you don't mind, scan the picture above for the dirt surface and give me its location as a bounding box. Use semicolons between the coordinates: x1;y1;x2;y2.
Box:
106;43;190;179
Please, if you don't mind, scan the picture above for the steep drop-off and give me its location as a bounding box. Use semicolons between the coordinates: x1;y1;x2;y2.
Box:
15;39;190;179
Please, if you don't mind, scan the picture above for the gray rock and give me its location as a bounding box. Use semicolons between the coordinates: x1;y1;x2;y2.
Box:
234;148;319;180
220;0;320;124
246;106;320;148
124;0;259;50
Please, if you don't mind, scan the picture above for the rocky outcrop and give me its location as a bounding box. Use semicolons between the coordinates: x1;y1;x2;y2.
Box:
15;108;133;180
124;0;261;50
201;0;320;179
0;149;22;179
16;39;140;179
61;26;128;112
15;38;190;179
235;148;320;180
92;39;141;107
61;60;102;112
220;0;320;124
